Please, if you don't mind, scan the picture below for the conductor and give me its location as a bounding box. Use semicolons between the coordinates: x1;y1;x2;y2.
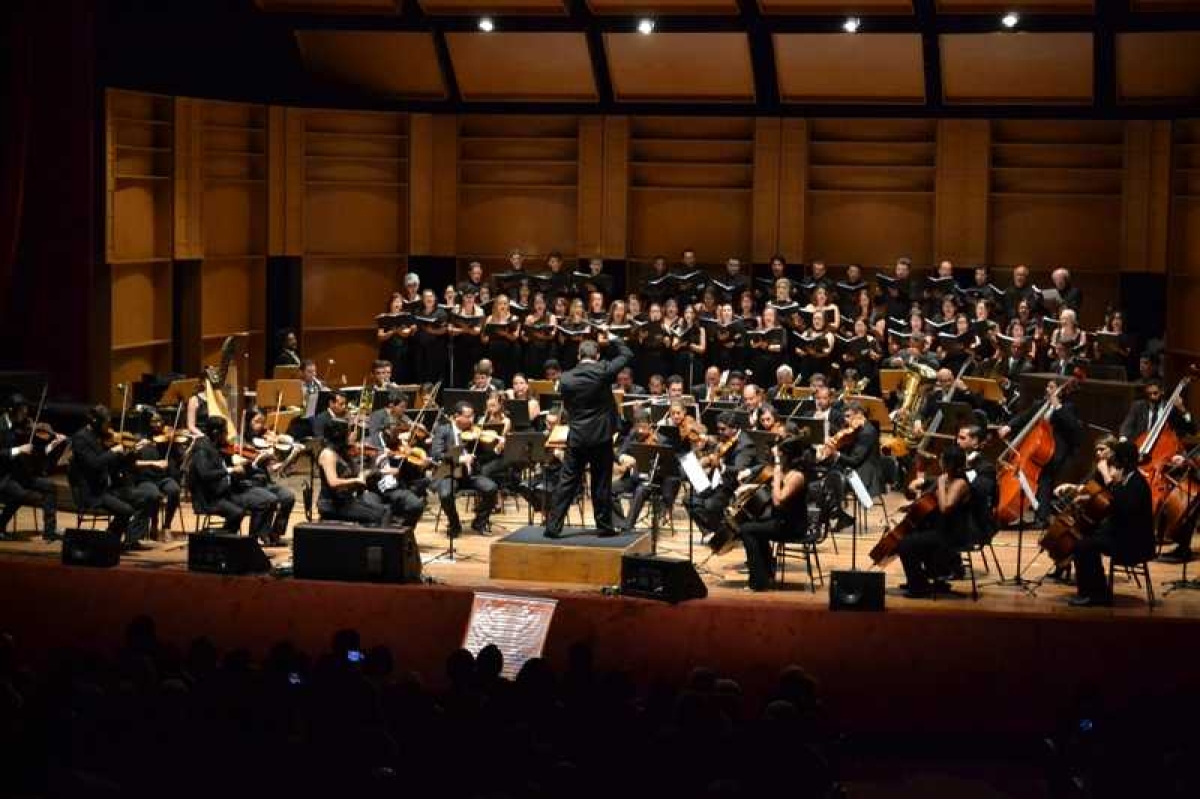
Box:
544;333;634;538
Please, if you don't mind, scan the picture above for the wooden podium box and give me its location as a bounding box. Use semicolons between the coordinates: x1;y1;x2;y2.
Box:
490;526;651;586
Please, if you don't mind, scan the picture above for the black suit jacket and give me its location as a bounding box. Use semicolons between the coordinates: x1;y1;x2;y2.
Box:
966;453;999;541
918;387;978;423
560;339;634;447
717;431;759;494
834;421;885;497
1119;400;1196;442
1098;470;1155;563
69;427;122;503
188;438;232;509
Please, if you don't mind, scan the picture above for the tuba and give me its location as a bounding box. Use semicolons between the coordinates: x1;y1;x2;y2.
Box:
887;361;936;451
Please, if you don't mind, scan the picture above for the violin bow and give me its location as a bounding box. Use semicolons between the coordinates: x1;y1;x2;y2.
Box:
163;401;185;461
28;383;48;447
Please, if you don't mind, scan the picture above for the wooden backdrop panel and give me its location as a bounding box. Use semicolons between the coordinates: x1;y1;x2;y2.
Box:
990;195;1122;270
628;189;753;260
457;186;578;258
806;192;934;265
111;182;172;260
204;183;266;256
305;185;407;254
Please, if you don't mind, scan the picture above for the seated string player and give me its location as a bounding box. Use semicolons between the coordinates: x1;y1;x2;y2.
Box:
189;417;282;542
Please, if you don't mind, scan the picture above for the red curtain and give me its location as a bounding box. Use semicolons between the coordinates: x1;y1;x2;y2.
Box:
0;5;32;305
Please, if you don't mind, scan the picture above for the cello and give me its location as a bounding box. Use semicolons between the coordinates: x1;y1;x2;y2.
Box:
994;370;1084;526
1136;364;1198;511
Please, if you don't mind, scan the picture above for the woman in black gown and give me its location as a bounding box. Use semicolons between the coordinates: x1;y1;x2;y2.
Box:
522;292;558;379
412;289;449;385
636;302;672;387
482;293;522;385
448;289;484;387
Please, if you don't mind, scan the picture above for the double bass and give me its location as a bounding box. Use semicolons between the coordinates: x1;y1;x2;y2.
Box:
1136;364;1198;512
994;371;1084;526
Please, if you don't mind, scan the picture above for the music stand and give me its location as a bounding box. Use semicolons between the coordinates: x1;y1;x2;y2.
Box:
505;399;532;430
160;378;198;408
962;377;1005;404
442;388;487;417
272;365;301;380
528;379;556;398
878;369;907;396
629;443;678;555
746;431;776;462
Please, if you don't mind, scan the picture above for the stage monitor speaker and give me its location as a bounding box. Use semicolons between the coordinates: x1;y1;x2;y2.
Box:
829;570;885;612
620;553;707;603
293;523;422;584
188;533;271;575
62;530;121;568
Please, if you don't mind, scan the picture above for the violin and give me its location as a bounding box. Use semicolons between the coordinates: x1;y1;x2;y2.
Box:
460;427;503;448
819;414;864;459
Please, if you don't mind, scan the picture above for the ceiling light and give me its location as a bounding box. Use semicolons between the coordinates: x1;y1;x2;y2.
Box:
637;18;655;36
843;17;861;34
478;17;494;33
1001;12;1019;29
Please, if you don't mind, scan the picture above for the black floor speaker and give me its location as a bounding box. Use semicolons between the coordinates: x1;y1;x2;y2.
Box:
829;570;885;611
620;553;707;603
62;530;121;568
293;523;422;583
188;533;271;575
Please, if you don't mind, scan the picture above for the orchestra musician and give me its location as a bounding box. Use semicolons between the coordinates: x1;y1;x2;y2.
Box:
768;364;801;402
611;409;662;533
693;365;723;403
613;366;645;398
129;412;182;535
189;417;283;543
911;368;978;438
368;359;398;393
506;374;542;428
1047;435;1119;583
470;361;505;393
275;329;302;368
997;377;1084;527
430;401;500;537
1118;378;1195;443
742;384;766;429
0;394;63;540
687;411;759;541
69;405;159;550
543;334;634;538
818;402;885;530
1069;440;1154;607
312;391;350;442
896;446;977;598
316;418;389;526
738;434;811;592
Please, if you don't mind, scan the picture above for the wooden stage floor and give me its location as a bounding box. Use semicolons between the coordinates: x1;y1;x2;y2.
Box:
3;477;1198;619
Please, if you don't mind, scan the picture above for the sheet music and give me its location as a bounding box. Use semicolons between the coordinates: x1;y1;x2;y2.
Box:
679;452;712;493
848;470;874;509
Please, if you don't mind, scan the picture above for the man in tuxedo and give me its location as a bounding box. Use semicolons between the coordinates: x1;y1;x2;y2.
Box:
913;368;979;437
69;405;158;550
1070;441;1154;607
189;417;280;541
312;391;350;441
686;411;760;541
959;424;998;544
613;366;645;397
821;402;885;529
692;366;723;403
544;334;634;538
998;378;1084;526
1118;379;1196;443
430;401;499;537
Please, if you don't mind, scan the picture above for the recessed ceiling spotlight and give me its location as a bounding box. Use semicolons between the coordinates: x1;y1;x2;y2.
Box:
1001;12;1019;29
478;17;495;33
843;17;861;34
637;18;655;36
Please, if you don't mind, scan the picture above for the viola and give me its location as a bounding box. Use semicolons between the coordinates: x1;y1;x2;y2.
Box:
995;370;1085;525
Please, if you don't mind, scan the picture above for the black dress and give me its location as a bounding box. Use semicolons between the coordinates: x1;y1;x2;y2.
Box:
413;308;449;385
672;324;703;388
750;327;785;387
484;316;522;384
636;322;672;386
556;319;592;372
450;310;484;388
523;313;558;378
710;320;743;373
377;321;408;382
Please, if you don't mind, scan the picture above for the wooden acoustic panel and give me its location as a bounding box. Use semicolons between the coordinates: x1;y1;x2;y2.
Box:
418;0;566;12
758;0;912;12
458;187;579;258
112;182;172;260
1172;199;1200;275
445;32;597;101
604;32;755;102
628;189;753;261
306;185;407;255
773;33;924;103
588;0;738;12
941;33;1093;104
990;195;1121;271
1117;32;1200;103
295;31;446;99
805;193;934;268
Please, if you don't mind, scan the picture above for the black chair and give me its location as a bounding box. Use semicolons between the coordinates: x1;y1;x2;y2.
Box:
1108;554;1156;609
776;470;844;592
68;477;112;531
